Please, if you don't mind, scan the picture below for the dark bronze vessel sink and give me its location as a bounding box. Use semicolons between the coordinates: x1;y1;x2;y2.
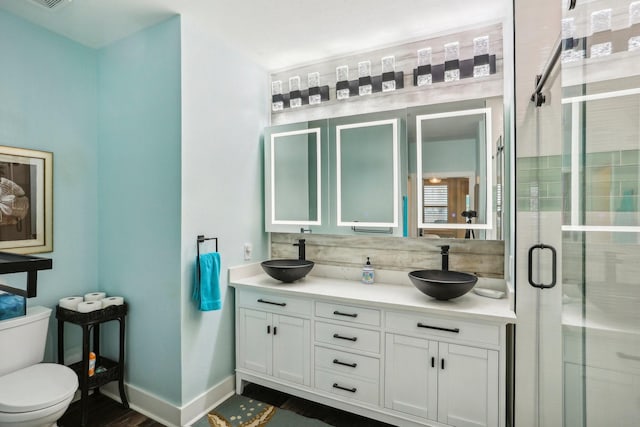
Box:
408;269;478;300
261;259;315;283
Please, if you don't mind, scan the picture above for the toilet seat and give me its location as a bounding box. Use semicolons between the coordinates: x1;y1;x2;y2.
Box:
0;363;78;413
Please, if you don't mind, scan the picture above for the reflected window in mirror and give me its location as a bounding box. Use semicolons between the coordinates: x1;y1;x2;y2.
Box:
415;108;494;238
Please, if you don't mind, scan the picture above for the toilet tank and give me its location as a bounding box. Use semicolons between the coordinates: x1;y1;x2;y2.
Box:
0;306;51;377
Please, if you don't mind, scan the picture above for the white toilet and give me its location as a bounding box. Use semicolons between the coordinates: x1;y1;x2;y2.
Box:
0;306;78;427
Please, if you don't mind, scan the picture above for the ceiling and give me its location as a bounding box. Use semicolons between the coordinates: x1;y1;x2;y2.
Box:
0;0;508;70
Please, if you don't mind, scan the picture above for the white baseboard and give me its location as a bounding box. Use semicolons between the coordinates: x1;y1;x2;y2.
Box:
180;375;236;426
101;375;235;427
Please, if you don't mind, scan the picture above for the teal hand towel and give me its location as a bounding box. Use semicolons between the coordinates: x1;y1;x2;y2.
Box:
194;252;222;311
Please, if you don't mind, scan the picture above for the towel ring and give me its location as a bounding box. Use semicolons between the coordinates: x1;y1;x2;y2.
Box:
197;235;219;282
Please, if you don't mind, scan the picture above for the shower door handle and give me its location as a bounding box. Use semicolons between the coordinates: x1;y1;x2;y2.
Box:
528;244;557;289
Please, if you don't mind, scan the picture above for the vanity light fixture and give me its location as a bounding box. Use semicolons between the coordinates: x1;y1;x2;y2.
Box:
358;60;373;96
415;48;433;86
428;177;442;184
336;65;351;100
473;36;491;77
444;41;460;82
308;72;321;105
271;80;284;112
289;76;302;108
629;2;640;51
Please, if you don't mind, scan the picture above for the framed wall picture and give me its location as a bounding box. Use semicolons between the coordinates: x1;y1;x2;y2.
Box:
0;146;52;253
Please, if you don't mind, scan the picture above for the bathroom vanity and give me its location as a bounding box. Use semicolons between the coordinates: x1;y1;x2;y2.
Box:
229;264;515;427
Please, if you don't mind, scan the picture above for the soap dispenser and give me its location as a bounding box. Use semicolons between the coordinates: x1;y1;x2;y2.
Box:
362;257;375;284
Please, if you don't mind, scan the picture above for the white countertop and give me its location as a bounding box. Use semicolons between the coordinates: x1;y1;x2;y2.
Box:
229;263;516;324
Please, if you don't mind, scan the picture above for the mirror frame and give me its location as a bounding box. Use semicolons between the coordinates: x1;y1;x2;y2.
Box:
416;107;493;231
336;118;400;228
270;127;323;226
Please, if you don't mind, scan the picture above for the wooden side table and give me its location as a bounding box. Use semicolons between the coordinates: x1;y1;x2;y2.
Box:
56;303;128;427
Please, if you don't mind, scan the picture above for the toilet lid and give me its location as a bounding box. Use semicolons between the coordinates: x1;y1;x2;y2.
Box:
0;363;78;413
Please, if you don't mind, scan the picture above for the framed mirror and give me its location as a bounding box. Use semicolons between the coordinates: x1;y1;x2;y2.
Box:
336;118;399;229
266;125;324;229
415;107;494;238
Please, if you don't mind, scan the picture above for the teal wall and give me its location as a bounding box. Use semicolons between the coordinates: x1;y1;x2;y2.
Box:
179;16;269;403
0;9;98;360
97;16;183;405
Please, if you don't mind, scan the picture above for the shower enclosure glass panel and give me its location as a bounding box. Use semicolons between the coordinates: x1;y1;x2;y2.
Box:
559;1;640;426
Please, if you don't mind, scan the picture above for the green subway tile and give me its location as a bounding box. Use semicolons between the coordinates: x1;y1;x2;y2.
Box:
538;168;562;183
547;155;563;168
620;149;640;166
613;195;639;212
613;165;640;182
586;151;620;167
547;182;564;197
586;181;615;197
517;197;532;212
517;157;541;170
585;166;613;183
516;169;537;183
539;198;563;211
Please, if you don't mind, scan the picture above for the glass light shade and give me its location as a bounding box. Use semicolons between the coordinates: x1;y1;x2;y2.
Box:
381;56;396;92
631;2;640;25
417;48;432;66
630;2;640;51
444;42;460;82
271;80;283;112
271;80;282;95
473;36;489;56
358;61;372;95
336;65;350;100
308;72;320;88
591;9;612;34
473;36;490;78
289;76;301;92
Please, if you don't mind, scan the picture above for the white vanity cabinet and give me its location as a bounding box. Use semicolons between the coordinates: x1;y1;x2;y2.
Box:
231;272;514;427
237;290;311;387
385;311;500;427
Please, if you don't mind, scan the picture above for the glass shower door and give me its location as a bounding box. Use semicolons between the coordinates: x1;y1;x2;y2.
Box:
560;1;640;425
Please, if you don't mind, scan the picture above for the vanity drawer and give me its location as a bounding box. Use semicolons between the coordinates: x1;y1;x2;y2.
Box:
314;346;379;381
315;302;381;327
385;311;500;347
315;322;380;354
314;368;379;406
237;289;312;317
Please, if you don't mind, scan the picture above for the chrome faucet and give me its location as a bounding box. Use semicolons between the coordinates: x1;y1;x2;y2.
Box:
293;239;306;260
438;245;450;271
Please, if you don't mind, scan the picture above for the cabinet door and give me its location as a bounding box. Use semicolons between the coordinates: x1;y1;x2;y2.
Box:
385;334;438;420
272;314;311;386
437;343;498;427
238;309;272;375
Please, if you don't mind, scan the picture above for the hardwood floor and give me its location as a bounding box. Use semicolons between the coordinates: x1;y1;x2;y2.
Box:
59;384;396;427
58;392;164;427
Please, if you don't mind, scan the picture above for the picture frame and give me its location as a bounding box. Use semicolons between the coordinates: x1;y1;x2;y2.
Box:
0;146;53;254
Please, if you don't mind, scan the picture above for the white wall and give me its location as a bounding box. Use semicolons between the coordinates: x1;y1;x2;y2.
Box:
179;15;270;405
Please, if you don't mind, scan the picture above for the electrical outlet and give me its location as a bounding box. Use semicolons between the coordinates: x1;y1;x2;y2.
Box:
244;243;252;260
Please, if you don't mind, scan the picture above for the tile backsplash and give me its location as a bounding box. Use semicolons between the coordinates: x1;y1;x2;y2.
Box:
271;233;504;279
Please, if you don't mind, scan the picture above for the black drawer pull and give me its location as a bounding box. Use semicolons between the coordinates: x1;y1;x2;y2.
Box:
333;383;357;393
333;333;358;342
333;359;357;368
257;298;286;307
333;310;358;318
417;323;460;334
